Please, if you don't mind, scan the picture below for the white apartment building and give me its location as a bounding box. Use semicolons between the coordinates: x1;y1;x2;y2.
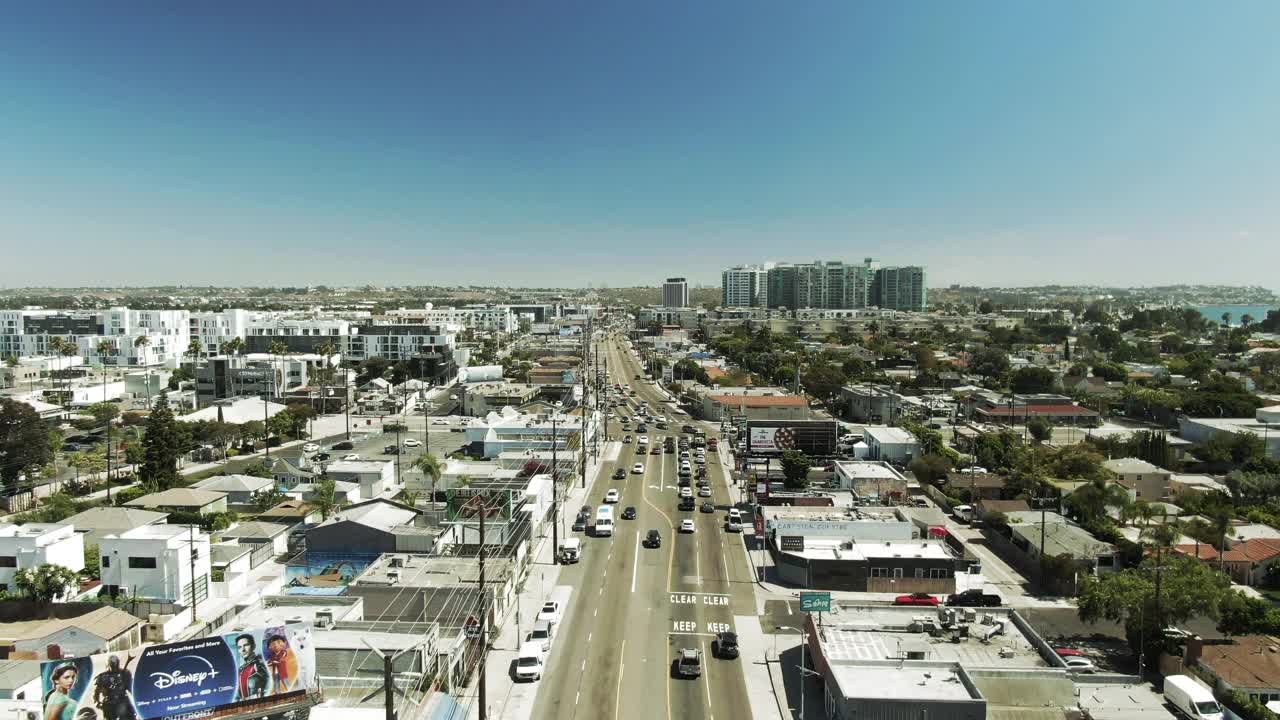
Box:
325;460;395;499
382;305;516;333
99;525;211;605
348;323;460;362
721;265;768;308
0;523;86;594
188;308;250;356
0;308;189;368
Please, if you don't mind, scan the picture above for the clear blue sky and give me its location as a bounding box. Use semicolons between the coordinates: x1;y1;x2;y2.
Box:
2;2;1277;289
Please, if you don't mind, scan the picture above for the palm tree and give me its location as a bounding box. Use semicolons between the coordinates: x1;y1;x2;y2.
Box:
314;341;336;413
1241;313;1255;328
412;452;444;509
186;338;203;409
96;339;115;489
1221;312;1232;328
313;478;339;520
133;335;152;409
222;336;245;399
56;339;78;418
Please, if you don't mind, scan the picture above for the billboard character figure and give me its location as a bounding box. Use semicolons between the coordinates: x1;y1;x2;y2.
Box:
235;634;269;699
265;634;298;694
44;664;79;720
93;656;135;720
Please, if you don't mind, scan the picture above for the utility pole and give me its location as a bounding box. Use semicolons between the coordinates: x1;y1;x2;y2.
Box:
188;524;198;625
478;493;489;720
360;638;419;720
551;414;560;564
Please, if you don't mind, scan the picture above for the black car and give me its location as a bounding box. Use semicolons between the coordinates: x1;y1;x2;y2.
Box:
656;422;668;429
383;445;400;455
622;506;637;520
713;631;740;659
679;497;695;511
700;501;715;513
572;514;588;532
314;452;331;462
682;425;696;433
644;529;662;548
332;440;354;450
612;468;627;480
946;589;1003;607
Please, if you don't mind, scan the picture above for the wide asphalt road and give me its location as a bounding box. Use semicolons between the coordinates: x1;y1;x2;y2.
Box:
530;334;757;720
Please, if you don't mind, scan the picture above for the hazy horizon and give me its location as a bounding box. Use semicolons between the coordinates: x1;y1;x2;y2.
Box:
3;3;1278;288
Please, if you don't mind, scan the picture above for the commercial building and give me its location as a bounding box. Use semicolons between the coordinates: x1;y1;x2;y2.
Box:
1179;407;1280;460
721;265;769;308
461;381;542;416
0;308;189;368
462;406;596;459
965;392;1099;426
662;277;689;308
99;524;211;605
305;499;434;554
874;265;928;312
380;305;517;333
771;537;959;591
0;523;86;593
862;426;921;464
832;461;909;499
702;393;810;421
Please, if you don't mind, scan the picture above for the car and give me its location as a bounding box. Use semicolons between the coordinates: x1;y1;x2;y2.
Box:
572;515;588;532
679;497;695;511
303;443;320;453
383;445;400;454
528;619;555;652
673;648;702;679
665;446;675;454
713;631;739;659
604;489;620;504
332;441;355;450
656;422;668;429
515;642;544;682
682;425;696;434
631;463;644;474
1053;647;1085;657
1063;658;1096;673
725;511;743;532
623;435;633;444
696;467;708;479
645;529;662;547
946;589;1003;607
650;446;662;455
403;438;422;447
894;593;940;607
622;506;637;520
313;452;330;462
431;418;450;425
612;468;626;480
636;424;647;433
680;519;696;533
700;501;715;513
680;487;693;498
537;601;561;625
698;486;711;497
341;454;361;461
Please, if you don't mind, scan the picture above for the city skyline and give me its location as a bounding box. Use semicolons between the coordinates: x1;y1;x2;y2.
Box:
2;3;1278;288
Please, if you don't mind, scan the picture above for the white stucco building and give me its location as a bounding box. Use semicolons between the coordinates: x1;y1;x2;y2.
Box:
0;524;86;594
99;525;211;605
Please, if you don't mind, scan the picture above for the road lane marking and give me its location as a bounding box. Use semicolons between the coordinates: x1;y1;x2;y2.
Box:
702;640;712;707
631;530;640;593
614;639;626;720
588;632;593;642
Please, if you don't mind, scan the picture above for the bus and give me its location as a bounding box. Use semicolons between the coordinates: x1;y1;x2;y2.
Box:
594;505;614;537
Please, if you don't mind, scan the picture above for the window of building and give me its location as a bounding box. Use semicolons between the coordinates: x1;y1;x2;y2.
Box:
128;557;157;569
930;568;950;579
0;556;17;568
892;568;904;578
870;567;889;578
101;556;110;567
914;568;925;579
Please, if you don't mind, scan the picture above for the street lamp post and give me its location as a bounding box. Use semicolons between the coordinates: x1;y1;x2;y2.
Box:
777;624;812;720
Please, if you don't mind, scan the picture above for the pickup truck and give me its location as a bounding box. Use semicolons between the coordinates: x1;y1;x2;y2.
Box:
946;589;1003;607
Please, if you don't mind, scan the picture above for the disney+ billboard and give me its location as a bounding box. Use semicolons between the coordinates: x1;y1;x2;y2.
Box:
41;623;315;720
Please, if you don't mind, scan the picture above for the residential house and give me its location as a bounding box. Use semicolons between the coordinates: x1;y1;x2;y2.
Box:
192;474;275;504
862;426;920;463
326;460;394;499
0;524;85;594
1103;458;1173;502
945;473;1009;501
1063;376;1125;397
258;500;322;525
11;606;143;659
976;498;1030;520
99;525;211;605
60;507;168;549
215;521;292;556
210;543;253;599
286;480;361;505
271;455;317;488
124;488;228;515
0;658;41;700
1218;538;1280;586
305;499;434;554
1190;635;1280;704
1004;511;1120;578
1169;474;1231;497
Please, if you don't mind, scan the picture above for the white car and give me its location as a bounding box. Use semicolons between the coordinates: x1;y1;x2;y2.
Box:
698;486;711;497
680;487;693;498
631;463;644;474
604;489;620;504
1063;658;1096;673
302;443;320;453
403;438;422;447
341;454;360;461
537;600;561;624
637;436;649;445
680;519;695;533
431;418;450;425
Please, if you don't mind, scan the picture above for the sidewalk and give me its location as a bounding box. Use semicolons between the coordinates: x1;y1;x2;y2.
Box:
464;439;622;720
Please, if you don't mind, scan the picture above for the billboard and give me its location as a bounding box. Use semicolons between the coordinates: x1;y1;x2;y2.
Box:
445;487;514;522
41;623;315;720
746;421;838;456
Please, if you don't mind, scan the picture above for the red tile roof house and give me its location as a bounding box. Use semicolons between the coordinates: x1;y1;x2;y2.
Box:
1174;539;1280;586
967;393;1099;426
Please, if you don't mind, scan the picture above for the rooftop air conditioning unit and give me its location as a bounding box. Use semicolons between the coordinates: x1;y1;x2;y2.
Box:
386;570;401;584
314;611;334;629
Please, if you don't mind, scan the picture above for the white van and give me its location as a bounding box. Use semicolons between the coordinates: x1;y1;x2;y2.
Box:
515;641;545;681
954;505;974;523
1164;675;1223;720
595;506;614;537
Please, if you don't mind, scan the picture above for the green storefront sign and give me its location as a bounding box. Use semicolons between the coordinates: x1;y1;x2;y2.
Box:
799;591;831;613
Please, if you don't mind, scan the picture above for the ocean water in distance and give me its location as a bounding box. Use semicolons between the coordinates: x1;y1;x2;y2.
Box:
1193;305;1279;325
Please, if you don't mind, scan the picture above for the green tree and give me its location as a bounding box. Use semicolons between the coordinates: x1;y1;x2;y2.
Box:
1026;418;1053;443
800;364;848;410
1077;554;1232;658
970;347;1010;380
780;449;811;489
1;398;56;490
250;487;286;511
908;454;952;486
313;478;339;519
14;563;81;604
412;452;444;507
1217;590;1280;636
1064;477;1130;527
1011;367;1056;394
140;392;182;489
87;401;120;427
1091;363;1129;382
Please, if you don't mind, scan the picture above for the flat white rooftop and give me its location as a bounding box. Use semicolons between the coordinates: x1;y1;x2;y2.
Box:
831;664;976;700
